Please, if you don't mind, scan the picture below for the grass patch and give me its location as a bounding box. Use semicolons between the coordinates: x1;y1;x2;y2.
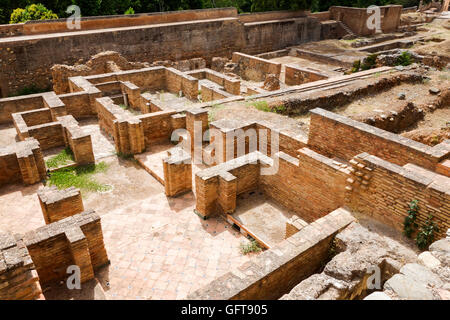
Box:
240;239;262;255
46;162;111;193
247;100;286;114
45;147;74;169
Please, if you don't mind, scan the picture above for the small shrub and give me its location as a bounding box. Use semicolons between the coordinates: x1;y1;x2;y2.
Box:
403;199;419;238
361;54;378;71
240;239;262;255
416;215;439;250
351;60;361;73
124;7;135;15
395;51;413;67
10;3;58;24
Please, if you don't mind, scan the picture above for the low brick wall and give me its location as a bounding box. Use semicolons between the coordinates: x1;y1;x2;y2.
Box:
232;52;281;81
23;210;109;285
261;148;350;223
285;64;329;86
163;148;192;197
187;207;355;299
345;153;450;239
38;186;84;224
0;138;46;187
165;68;199;100
58;115;95;165
195;152;272;218
138;110;178;147
308;108;449;171
0;233;43;300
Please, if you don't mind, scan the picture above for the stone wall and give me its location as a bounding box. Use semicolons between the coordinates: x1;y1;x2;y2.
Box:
38;186;84;224
308;108;449;171
187;207;355;299
0;9;323;97
284;65;329;86
232;52;282;81
346;153;450;239
329;5;402;36
23;210;109;285
0;233;43;300
0;138;46;187
59;115;95;165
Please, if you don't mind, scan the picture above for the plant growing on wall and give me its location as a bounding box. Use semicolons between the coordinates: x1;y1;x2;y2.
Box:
403;199;419;238
395;51;413;67
416;215;439;250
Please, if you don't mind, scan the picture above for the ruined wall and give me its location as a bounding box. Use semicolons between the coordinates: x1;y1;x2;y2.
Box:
308;108;449;171
23;210;109;284
139;110;178;147
0;138;46;187
285;65;328;86
260;148;349;223
329;5;402;36
232;52;282;81
188;208;355;300
38;186;84;224
0;233;43;300
346;153;450;239
0;9;323;97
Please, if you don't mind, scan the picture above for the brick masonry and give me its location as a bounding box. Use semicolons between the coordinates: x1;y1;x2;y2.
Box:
23;210;109;285
308;108;450;171
38;186;84;224
345;153;450;239
0;232;43;300
187;207;355;299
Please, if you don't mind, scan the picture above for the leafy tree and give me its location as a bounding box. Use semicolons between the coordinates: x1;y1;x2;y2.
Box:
10;3;58;24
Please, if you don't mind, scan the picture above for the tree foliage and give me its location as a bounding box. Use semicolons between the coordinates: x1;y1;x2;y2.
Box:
2;1;425;25
10;3;58;24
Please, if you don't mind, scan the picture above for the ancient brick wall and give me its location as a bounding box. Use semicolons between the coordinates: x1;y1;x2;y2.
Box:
0;138;46;187
232;52;282;81
0;94;44;125
139;110;178;147
188;208;355;300
260;148;349;223
163;148;192;197
0;233;43;300
346;153;450;239
38;186;84;224
59;115;95;165
285;65;329;86
23;210;109;285
195;152;268;218
329;5;402;36
308;108;449;171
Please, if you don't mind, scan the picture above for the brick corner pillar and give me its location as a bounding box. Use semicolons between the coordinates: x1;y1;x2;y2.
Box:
38;186;84;224
163;148;192;197
65;227;94;284
186;108;209;153
195;175;218;219
16;138;46;185
217;172;237;214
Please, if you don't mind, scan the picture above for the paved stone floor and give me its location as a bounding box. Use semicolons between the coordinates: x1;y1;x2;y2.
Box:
0;156;254;300
0;124;19;148
79;118;116;160
233;192;299;248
